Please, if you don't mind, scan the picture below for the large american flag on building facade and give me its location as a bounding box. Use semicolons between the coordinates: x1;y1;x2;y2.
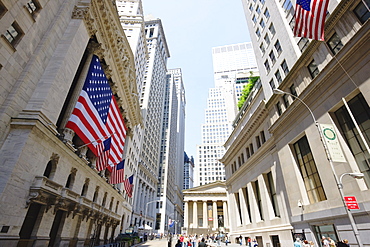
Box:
66;55;127;171
294;0;329;41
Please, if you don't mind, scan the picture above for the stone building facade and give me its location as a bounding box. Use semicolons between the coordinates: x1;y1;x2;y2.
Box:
0;0;141;246
222;0;370;246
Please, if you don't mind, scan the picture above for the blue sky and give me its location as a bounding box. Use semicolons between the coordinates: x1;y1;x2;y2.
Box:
142;0;251;158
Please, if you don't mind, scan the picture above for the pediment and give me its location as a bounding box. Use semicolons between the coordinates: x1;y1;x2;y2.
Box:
183;181;226;194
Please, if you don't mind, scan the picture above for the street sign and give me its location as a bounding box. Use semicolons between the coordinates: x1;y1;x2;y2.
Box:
320;124;347;162
344;196;360;210
208;217;213;221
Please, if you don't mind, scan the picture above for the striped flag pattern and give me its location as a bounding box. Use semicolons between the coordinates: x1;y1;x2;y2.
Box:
123;175;134;197
109;160;125;184
65;55;127;171
294;0;329;41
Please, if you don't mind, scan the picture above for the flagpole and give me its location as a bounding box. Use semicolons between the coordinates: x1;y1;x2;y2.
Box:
77;132;116;149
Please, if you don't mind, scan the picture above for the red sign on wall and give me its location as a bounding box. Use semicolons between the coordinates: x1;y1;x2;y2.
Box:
344;196;360;210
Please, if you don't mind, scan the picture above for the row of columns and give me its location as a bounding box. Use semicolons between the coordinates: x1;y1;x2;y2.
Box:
135;179;156;224
184;200;229;230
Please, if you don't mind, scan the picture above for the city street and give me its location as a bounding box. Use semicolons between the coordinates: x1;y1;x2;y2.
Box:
135;238;243;247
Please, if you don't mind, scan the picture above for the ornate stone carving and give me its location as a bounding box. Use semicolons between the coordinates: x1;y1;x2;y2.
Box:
72;6;89;19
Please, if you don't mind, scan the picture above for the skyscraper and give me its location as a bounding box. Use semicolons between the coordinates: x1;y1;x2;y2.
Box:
195;42;258;186
156;68;185;234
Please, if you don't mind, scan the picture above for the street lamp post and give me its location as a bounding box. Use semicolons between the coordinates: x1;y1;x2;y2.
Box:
144;200;161;230
273;89;364;247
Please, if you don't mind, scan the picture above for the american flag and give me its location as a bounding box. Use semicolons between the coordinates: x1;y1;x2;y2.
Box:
66;55;127;170
123;175;134;197
109;159;125;184
293;0;329;41
96;137;111;171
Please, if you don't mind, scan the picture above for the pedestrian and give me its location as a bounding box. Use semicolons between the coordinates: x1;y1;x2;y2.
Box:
191;235;196;247
239;235;243;246
225;235;229;246
175;239;182;247
294;238;302;247
247;237;252;247
252;239;258;247
302;240;310;247
321;236;329;247
198;238;208;247
328;237;336;247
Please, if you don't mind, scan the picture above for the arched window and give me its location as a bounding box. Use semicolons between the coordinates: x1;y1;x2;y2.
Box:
109;197;114;210
102;192;107;207
81;178;89;197
93;186;99;203
65;168;76;189
43;154;59;179
43;161;52;178
115;201;119;213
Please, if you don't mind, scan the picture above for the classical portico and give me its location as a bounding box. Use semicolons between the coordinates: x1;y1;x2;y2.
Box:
183;181;229;235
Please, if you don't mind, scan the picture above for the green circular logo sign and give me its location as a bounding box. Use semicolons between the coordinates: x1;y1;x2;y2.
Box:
323;128;336;140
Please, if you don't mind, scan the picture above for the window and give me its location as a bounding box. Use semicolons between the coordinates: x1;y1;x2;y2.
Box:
276;101;282;116
81;179;89;197
260;43;265;54
290;84;297;97
26;0;41;16
269;50;276;64
298;37;310;52
281;60;289;75
252;15;257;24
256;136;261;148
260;131;266;144
256;5;261;14
149;28;154;37
353;0;370;24
3;22;23;46
0;1;7;18
256;28;261;38
275;70;282;84
274;40;282;55
246;147;251;158
283;94;290;108
260;0;265;4
308;59;319;78
314;225;339;245
269;79;276;89
293;136;327;203
260;19;265;28
264;60;270;73
242;187;252;222
265;172;280;217
253;180;263;220
269;23;276;36
249;4;254;12
264;8;270;19
334;93;370;187
282;0;293;13
250;143;254;155
327;32;343;55
264;34;270;45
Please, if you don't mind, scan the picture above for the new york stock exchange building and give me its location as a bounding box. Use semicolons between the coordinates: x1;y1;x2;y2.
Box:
0;0;141;246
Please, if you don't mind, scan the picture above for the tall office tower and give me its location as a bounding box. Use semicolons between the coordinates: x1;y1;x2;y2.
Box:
156;68;186;234
184;153;194;190
116;0;148;94
116;0;150;230
195;43;258;186
131;18;170;230
240;0;339;101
